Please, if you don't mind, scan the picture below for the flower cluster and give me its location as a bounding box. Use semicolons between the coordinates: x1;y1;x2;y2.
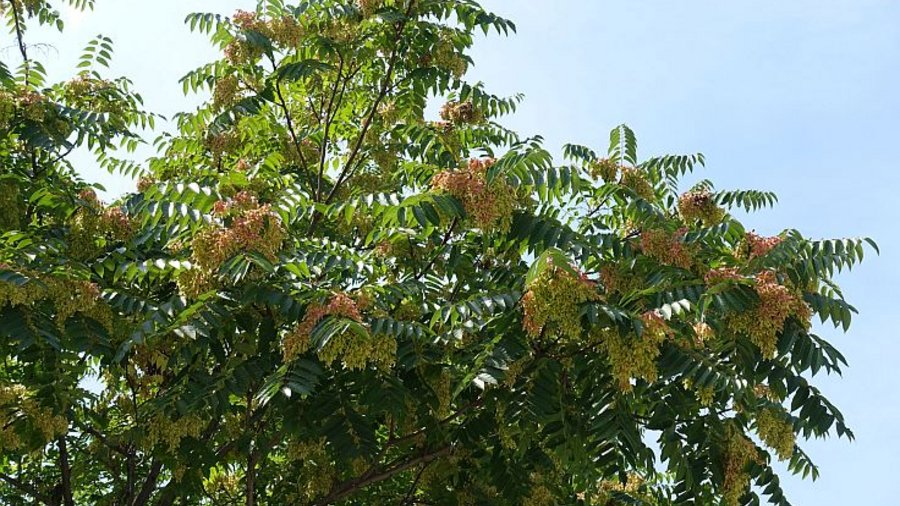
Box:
286;437;336;502
704;266;744;284
430;34;468;78
692;321;715;346
283;293;396;370
439;100;482;125
619;167;655;200
599;265;642;296
178;198;285;298
722;429;760;506
212;75;241;109
68;190;135;260
725;271;810;358
205;130;240;162
64;73;120;114
357;0;382;17
142;413;204;453
639;228;695;269
432;158;518;233
0;268;105;327
0;179;22;231
230;10;305;51
522;259;598;341
601;312;671;391
587;473;647;505
589;158;619;183
739;231;783;259
678;189;725;226
0;383;69;451
755;408;795;461
0;90;16;130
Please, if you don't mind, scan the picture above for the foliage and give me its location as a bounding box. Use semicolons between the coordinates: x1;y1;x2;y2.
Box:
0;0;875;505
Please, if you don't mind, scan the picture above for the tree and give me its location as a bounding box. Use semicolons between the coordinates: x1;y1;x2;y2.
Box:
0;0;876;504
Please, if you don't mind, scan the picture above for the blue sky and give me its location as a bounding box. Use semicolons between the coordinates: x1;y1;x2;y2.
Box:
25;1;900;503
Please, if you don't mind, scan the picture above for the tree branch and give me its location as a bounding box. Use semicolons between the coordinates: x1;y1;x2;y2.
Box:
0;472;50;505
56;438;74;506
315;446;450;505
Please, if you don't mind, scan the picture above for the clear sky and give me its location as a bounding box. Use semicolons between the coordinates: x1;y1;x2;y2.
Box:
23;1;900;503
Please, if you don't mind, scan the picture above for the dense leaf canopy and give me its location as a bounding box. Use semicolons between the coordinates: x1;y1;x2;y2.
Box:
0;0;876;504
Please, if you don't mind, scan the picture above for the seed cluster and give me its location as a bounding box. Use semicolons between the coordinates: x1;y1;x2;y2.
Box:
678;189;725;226
0;179;22;231
522;258;598;341
740;232;783;259
755;407;795;461
439;100;482;125
212;75;241;109
640;228;695;269
432;158;518;233
64;73;120;114
283;293;396;371
68;190;135;260
142;413;204;453
0;383;68;451
725;271;809;358
599;265;642;296
589;158;619;183
178;195;285;298
722;429;760;506
0;267;105;327
286;437;336;501
601;312;671;391
357;0;382;17
619;167;655;200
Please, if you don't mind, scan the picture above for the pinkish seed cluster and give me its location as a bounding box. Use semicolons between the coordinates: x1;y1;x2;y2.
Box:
740;232;783;259
639;228;695;270
439;101;482;125
178;198;284;298
432;158;517;233
283;292;395;370
725;271;810;358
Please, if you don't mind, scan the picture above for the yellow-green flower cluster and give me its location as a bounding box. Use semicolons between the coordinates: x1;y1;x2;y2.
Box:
755;408;795;461
432;158;518;233
722;429;760;506
588;473;646;505
600;312;671;391
724;271;809;358
678;189;725;226
522;258;598;341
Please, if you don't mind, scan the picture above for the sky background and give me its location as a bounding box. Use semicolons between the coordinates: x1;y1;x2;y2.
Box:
17;0;900;503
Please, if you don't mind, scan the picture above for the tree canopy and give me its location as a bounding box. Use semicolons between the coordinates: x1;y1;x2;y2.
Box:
0;0;876;504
